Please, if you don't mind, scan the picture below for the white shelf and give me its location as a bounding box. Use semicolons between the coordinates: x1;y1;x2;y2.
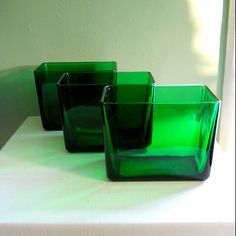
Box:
0;117;234;236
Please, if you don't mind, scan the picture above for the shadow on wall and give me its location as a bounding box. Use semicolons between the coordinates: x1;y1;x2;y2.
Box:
0;66;39;148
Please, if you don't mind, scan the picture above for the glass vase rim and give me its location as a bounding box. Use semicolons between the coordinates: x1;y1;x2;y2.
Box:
34;61;117;72
100;84;220;105
57;71;156;86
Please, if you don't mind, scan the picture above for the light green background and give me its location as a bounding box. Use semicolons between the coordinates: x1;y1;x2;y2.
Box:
0;0;229;147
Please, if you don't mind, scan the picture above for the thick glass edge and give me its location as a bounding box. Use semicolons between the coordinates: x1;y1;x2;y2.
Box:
100;84;221;105
57;72;68;86
149;72;156;84
115;71;156;84
203;85;220;102
101;85;111;104
34;61;117;73
34;63;46;72
116;71;154;76
57;72;116;87
56;71;156;86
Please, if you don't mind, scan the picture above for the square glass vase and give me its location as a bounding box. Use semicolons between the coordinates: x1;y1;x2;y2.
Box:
101;84;220;181
34;61;117;130
57;71;155;152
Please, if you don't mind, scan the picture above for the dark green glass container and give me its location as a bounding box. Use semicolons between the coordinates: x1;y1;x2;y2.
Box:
57;72;116;152
57;71;155;152
34;61;117;130
101;84;220;181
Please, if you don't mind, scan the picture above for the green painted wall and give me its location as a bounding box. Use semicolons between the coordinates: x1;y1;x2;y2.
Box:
0;0;228;147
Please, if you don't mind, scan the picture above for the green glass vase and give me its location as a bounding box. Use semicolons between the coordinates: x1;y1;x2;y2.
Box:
57;71;155;152
57;71;116;152
101;84;220;181
34;61;117;130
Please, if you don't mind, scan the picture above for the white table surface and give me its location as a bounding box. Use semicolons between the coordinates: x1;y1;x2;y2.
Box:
0;117;234;236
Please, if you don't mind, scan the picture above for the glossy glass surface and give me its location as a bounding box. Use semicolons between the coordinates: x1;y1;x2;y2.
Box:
57;71;155;152
57;72;116;152
34;62;117;130
101;85;220;181
115;71;155;85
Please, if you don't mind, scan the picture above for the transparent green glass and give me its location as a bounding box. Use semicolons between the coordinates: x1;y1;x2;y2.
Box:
57;72;116;152
115;71;155;85
57;71;155;152
101;85;220;181
34;62;117;130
